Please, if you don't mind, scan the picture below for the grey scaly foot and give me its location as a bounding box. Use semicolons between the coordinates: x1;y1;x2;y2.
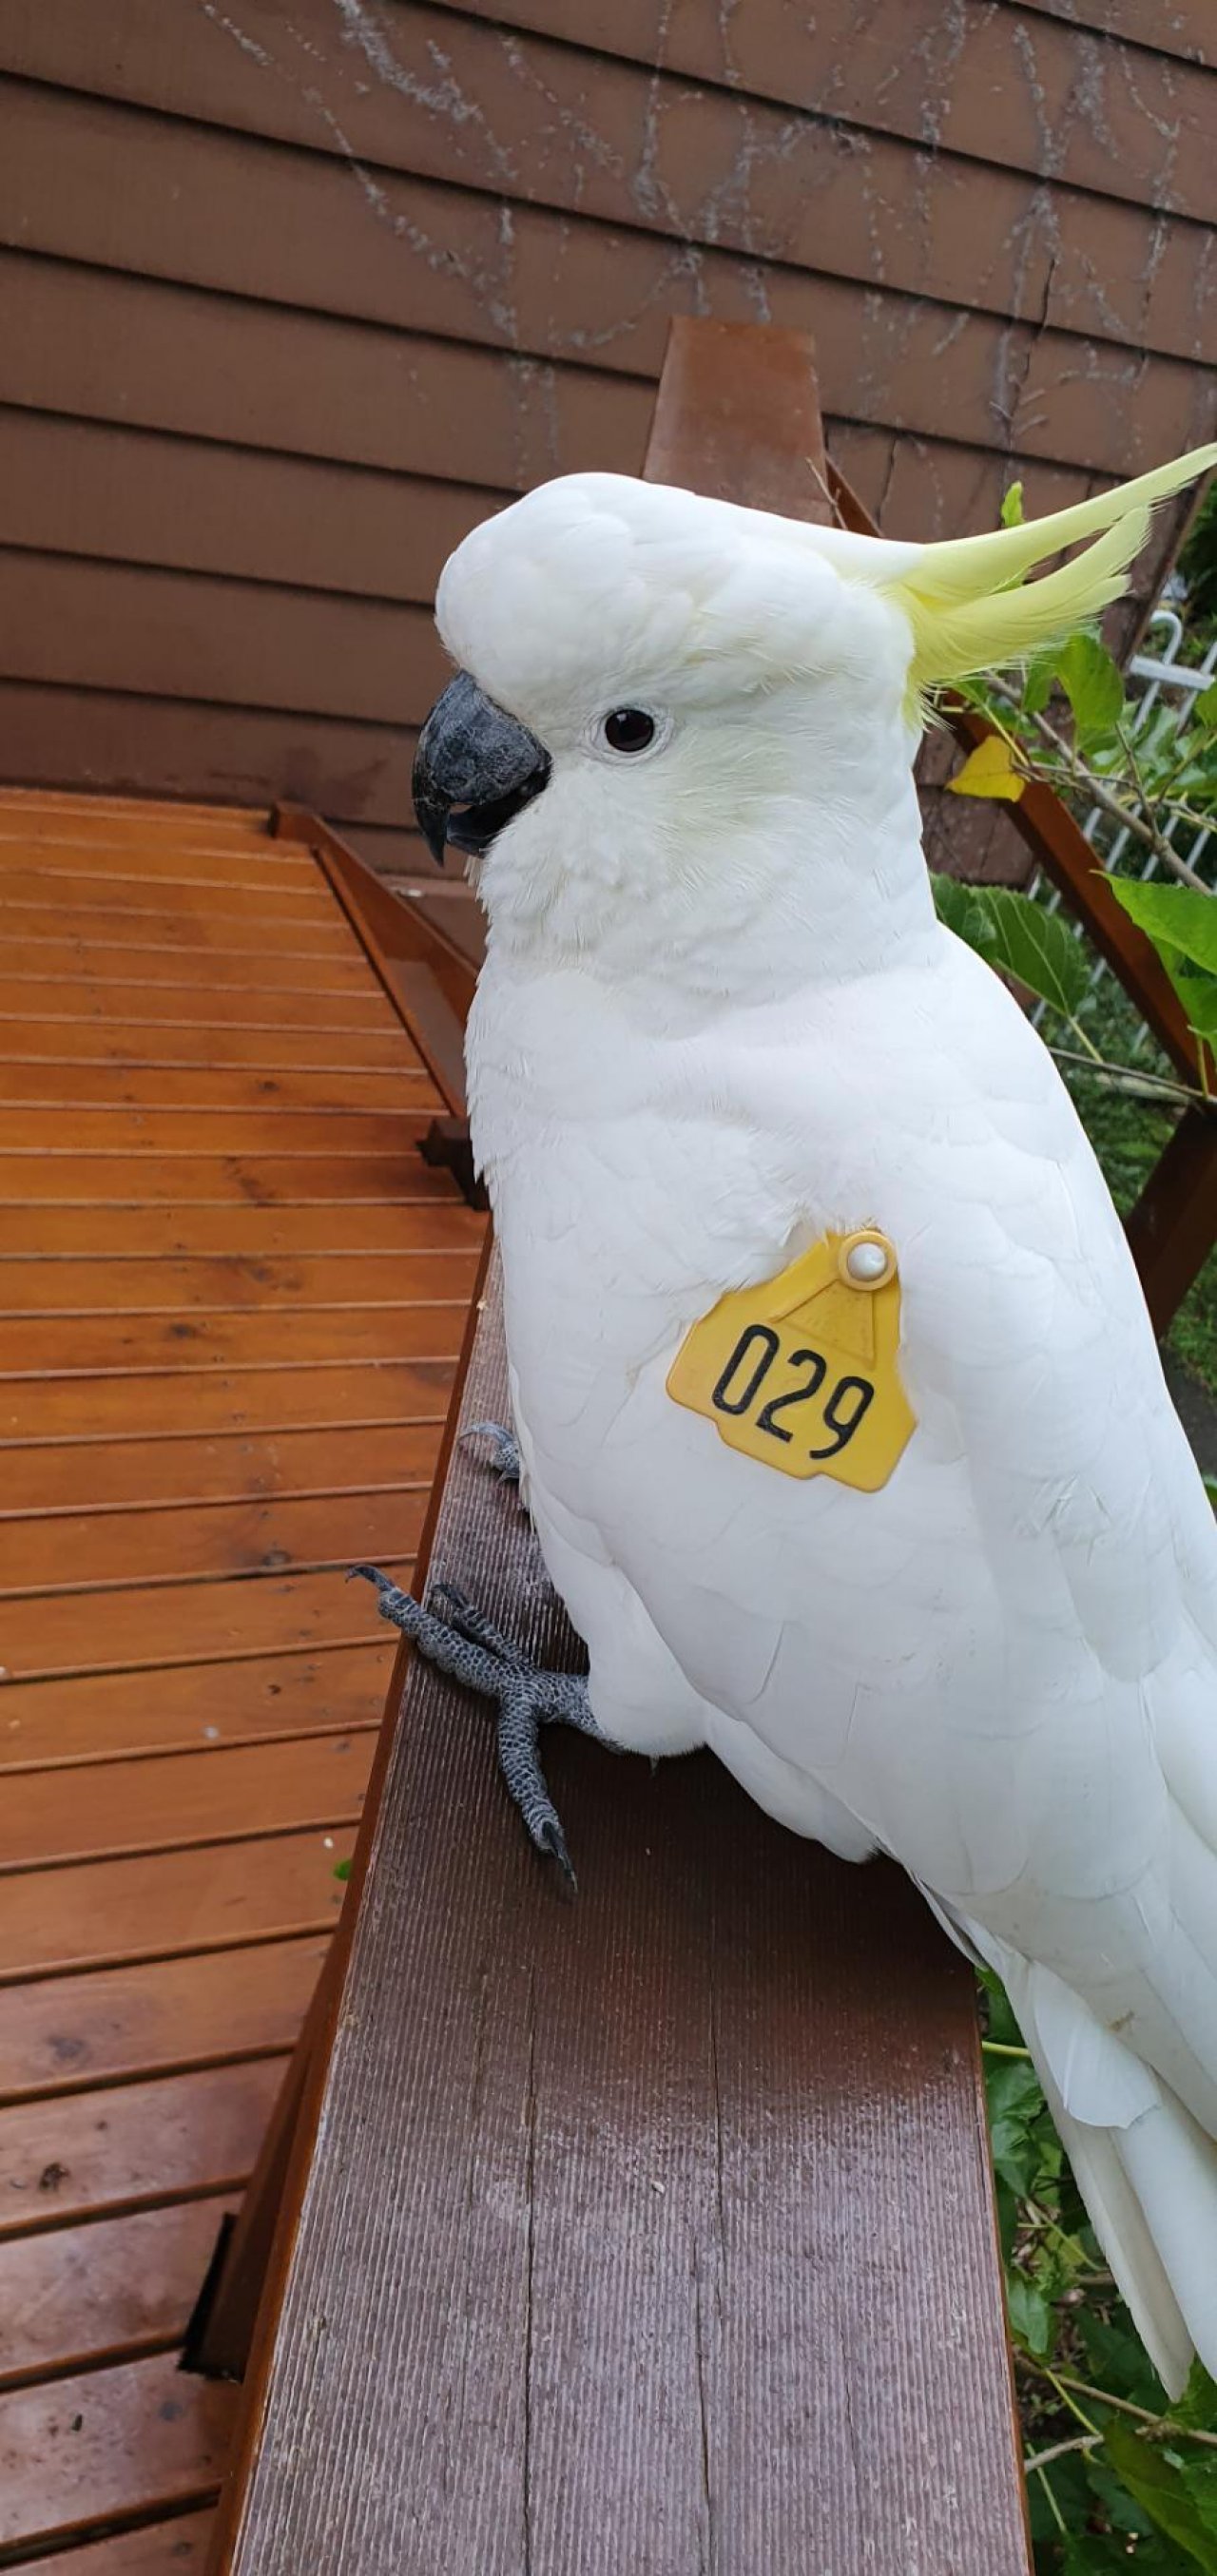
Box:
462;1420;522;1485
349;1565;612;1890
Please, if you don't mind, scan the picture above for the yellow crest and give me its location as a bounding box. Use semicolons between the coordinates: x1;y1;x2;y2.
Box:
666;1230;916;1492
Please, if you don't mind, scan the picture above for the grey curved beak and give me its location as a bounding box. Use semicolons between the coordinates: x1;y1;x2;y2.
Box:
412;672;551;868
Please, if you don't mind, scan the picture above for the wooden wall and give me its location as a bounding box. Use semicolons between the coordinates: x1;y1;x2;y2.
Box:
0;0;1212;884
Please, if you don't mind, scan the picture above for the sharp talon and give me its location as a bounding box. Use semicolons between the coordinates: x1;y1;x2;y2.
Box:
538;1815;577;1894
348;1562;392;1591
462;1420;522;1483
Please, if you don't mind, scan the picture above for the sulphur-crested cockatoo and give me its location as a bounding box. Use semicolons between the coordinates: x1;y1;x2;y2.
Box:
365;444;1217;2393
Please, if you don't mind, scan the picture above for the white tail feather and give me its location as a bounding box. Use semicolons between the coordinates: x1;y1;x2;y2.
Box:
967;1929;1217;2396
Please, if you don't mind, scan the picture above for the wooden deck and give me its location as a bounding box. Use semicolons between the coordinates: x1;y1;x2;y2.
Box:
0;790;484;2566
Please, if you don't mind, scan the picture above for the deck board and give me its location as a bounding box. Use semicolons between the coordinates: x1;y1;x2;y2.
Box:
0;790;482;2562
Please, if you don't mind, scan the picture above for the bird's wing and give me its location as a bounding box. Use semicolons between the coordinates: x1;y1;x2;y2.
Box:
508;933;1217;2134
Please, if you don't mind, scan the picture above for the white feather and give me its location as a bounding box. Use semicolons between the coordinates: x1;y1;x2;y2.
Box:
435;462;1217;2386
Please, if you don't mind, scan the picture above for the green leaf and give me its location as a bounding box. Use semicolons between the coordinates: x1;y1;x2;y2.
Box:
1000;479;1025;527
1193;680;1217;737
1103;2421;1217;2573
930;870;981;936
1055;633;1126;750
979;1969;1025;2050
1085;2455;1156;2537
1177;2364;1217;2437
1108;878;1217;977
1007;2269;1053;2355
333;1856;352;1882
969;884;1091;1019
1022;647;1058;717
1075;2307;1168;2413
1182;2455;1217;2544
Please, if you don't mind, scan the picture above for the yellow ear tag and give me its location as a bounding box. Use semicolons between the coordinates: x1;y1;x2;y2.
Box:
666;1230;916;1491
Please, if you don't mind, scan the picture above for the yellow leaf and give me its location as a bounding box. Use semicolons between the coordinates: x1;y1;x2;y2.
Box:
947;737;1027;802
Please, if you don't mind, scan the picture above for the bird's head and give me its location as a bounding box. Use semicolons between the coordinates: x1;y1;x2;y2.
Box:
413;452;1215;997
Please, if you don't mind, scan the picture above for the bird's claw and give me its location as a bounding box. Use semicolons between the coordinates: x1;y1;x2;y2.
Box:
351;1561;595;1891
462;1420;522;1485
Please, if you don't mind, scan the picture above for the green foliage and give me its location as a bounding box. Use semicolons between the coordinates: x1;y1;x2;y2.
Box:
932;875;1091;1019
1106;881;1217;1047
979;1971;1217;2574
1053;634;1126;752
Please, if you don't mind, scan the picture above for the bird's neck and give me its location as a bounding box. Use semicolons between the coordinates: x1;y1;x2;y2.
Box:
481;768;940;1023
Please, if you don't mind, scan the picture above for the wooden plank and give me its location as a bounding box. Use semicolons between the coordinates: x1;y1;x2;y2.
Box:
0;2199;236;2386
0;1105;441;1156
0;1488;428;1599
1;16;1209;331
217;1257;1028;2576
0;410;495;606
0;974;404;1031
2;938;377;993
0;1561;413;1683
22;2509;216;2573
0;1306;464;1376
0;1738;373;1873
0;2062;283;2238
0;1065;439;1113
0;2349;238;2553
2;899;360;956
0;549;444;727
0;685;424;857
1;1422;445;1516
0;787;265;828
0;1254;473;1317
0;1018;418;1073
0;1201;482;1257
0;1153;459;1207
0;855;330;904
0;1644;391;1772
1126;1106;1217;1334
0;1250;475;1317
0;1831;354;1982
0;1358;457;1444
0;1936;326;2100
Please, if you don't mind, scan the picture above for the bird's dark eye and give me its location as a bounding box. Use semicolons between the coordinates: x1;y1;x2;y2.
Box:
602;707;657;755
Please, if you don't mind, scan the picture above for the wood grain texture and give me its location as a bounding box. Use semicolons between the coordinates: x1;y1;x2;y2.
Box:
1;1422;445;1515
21;2509;216;2573
0;1358;456;1445
0;0;1209;851
0;1735;374;1874
0;1831;354;1983
0;2063;284;2239
0;1305;463;1375
0;1736;374;1872
218;1261;1028;2576
0;1251;475;1317
0;1200;482;1256
0;2199;237;2385
0;1645;391;1773
0;1938;326;2100
0;1563;410;1684
5;22;1211;335
0;2351;237;2553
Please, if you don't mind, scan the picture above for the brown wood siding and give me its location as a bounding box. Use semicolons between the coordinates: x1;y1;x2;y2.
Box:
0;1;1212;876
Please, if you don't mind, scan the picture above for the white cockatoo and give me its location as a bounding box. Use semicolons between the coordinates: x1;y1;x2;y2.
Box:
385;445;1217;2394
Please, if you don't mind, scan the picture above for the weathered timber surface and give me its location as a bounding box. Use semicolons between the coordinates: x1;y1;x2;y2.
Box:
214;1260;1029;2575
